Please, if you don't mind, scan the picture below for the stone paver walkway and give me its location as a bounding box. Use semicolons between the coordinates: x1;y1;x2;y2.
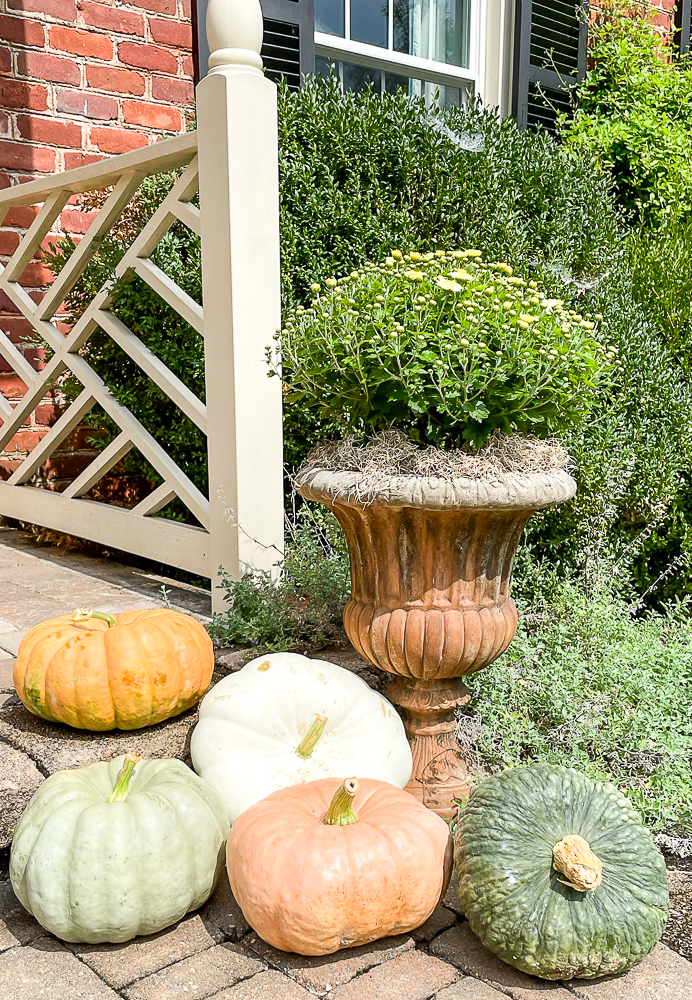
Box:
1;525;691;1000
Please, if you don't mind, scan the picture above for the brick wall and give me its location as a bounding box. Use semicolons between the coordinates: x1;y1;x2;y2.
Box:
0;0;195;490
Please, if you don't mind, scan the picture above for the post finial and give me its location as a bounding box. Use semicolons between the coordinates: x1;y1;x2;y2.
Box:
206;0;264;74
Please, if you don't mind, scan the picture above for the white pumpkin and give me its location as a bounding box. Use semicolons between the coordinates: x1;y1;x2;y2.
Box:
190;652;413;823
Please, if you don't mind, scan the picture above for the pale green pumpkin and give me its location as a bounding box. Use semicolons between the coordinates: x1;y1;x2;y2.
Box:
10;753;230;944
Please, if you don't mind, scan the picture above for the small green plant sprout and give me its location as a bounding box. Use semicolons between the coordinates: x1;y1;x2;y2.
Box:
271;250;615;450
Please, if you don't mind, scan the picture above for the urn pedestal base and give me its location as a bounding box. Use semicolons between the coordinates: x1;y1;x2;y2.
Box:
386;676;471;820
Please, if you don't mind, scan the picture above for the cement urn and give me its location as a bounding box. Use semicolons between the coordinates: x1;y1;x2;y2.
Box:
296;466;576;819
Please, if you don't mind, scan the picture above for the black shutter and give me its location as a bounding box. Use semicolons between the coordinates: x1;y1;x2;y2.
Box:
676;0;692;56
192;0;314;86
512;0;589;131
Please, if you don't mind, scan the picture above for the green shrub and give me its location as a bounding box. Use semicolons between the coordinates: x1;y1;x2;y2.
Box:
279;77;619;309
465;581;692;834
277;248;613;449
208;507;349;651
560;0;692;227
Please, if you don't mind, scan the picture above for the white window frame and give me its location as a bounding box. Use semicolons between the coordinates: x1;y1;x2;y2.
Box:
315;0;485;98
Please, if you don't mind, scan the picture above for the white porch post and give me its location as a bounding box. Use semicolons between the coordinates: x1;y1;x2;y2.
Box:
196;0;285;611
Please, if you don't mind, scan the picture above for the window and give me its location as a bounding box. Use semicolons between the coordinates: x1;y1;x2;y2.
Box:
314;0;483;106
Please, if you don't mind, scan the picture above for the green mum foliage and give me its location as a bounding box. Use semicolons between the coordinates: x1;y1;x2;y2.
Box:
275;249;615;449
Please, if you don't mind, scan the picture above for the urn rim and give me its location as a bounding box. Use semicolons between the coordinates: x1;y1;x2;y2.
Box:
295;465;577;512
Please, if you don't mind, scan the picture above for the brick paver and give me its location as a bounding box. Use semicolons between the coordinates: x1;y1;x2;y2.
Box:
0;935;120;999
0;881;46;952
122;943;264;1000
248;931;414;993
566;944;692;1000
200;878;250;941
431;924;574;999
69;914;224;989
435;979;509;999
327;949;459;1000
212;969;315;998
412;904;458;942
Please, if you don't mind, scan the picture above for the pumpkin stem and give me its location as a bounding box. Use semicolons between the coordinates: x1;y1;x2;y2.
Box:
552;834;603;891
72;608;117;628
322;778;360;826
295;714;328;758
107;753;141;802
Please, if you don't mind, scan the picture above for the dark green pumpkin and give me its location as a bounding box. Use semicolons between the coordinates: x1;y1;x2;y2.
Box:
455;764;669;980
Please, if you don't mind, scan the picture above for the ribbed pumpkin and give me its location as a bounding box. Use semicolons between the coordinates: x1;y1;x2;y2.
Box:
228;776;451;955
455;764;669;980
13;608;213;730
11;753;229;943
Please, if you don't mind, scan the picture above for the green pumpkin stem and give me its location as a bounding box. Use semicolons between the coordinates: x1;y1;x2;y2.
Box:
323;778;360;826
107;753;141;802
72;608;117;628
296;714;329;758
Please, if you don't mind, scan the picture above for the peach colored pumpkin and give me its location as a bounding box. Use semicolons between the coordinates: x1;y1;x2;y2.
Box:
227;776;451;955
13;608;213;731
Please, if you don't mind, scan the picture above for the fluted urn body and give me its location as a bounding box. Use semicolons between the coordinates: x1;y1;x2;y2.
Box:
297;465;576;818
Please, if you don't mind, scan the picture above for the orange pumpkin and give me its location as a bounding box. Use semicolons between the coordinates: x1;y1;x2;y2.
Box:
227;776;452;956
13;608;214;731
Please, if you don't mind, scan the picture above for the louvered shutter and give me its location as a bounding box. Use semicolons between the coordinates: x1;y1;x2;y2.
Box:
512;0;589;131
193;0;315;86
676;0;692;56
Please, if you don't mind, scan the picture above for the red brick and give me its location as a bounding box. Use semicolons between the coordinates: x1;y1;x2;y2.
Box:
16;114;83;149
4;429;48;453
182;53;194;76
49;25;113;60
0;141;56;174
181;0;192;17
117;41;178;73
86;63;145;96
17;51;81;86
90;125;149;154
7;0;77;18
0;231;20;255
0;80;48;111
60;207;98;235
0;15;45;47
80;1;145;36
21;260;54;286
1;316;35;343
3;205;41;228
56;89;119;121
0;374;29;397
129;0;176;13
34;402;62;427
0;460;24;480
40;452;97;481
149;17;192;47
0;112;8;136
122;99;181;130
63;151;105;169
0;47;10;75
151;74;193;103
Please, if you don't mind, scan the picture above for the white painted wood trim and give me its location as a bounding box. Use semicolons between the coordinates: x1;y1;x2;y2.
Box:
0;483;211;577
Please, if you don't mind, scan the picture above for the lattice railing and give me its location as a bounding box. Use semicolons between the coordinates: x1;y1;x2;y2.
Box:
0;0;285;606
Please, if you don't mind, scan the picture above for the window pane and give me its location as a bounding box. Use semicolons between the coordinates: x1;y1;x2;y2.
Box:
384;70;411;95
315;55;334;78
350;0;388;48
316;0;345;37
393;0;470;68
342;60;383;92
